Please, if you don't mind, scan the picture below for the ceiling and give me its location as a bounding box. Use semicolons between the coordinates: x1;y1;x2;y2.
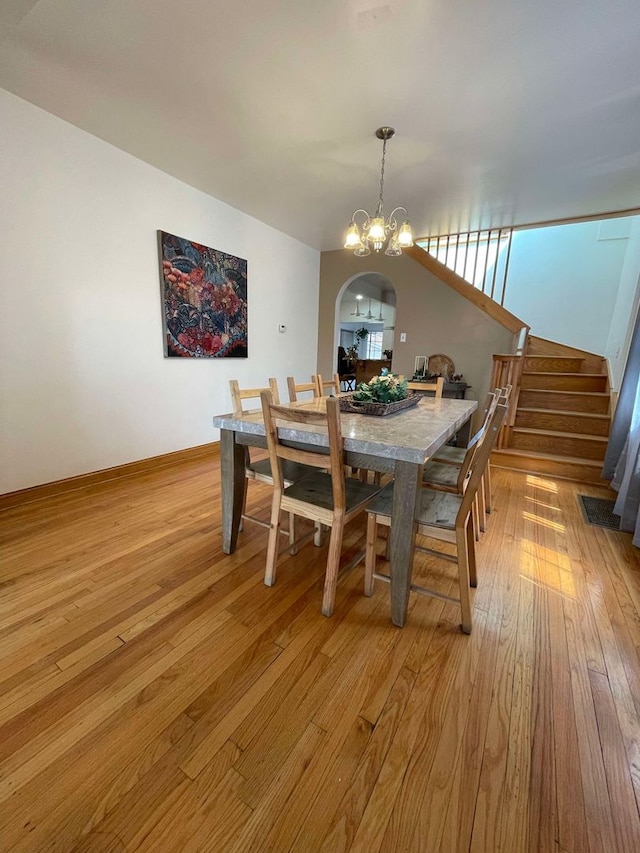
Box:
2;1;640;251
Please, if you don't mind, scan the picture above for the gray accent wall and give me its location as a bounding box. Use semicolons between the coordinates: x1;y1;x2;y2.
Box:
318;250;514;429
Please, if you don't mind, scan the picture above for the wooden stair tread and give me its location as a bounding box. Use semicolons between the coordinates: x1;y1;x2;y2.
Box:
517;407;609;420
522;371;606;378
521;389;609;397
512;427;608;443
492;448;603;467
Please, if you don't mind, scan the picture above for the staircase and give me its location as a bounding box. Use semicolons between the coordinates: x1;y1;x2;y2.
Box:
492;336;612;484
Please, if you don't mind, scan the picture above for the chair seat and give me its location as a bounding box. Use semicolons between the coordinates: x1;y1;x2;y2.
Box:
247;457;315;486
367;482;462;531
284;471;381;512
422;460;461;490
432;445;466;464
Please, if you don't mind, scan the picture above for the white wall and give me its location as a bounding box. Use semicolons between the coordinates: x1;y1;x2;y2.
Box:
503;219;636;355
0;90;320;494
605;218;640;389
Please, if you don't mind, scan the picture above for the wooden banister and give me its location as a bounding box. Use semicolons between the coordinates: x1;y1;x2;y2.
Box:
491;354;523;448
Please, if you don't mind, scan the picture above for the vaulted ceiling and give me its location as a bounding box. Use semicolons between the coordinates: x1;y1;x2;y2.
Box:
2;0;640;251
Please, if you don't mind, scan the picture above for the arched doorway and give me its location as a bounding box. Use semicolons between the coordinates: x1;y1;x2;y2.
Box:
335;273;396;386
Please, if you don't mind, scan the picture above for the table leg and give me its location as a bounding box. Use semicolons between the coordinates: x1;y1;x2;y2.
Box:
456;415;473;448
389;460;423;627
221;429;247;554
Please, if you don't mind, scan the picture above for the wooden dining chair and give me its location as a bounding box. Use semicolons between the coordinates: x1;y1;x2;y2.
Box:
422;390;500;536
313;373;341;397
424;376;445;398
408;376;444;400
229;378;314;544
430;384;512;526
260;391;382;616
287;376;321;402
364;404;507;633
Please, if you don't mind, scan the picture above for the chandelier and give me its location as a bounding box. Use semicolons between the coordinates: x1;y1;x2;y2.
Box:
344;127;414;257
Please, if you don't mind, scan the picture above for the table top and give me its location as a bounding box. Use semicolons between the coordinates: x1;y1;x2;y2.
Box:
213;396;477;464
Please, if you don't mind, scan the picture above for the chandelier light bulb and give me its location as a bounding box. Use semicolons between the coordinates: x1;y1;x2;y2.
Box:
344;221;364;249
367;217;386;242
397;219;414;247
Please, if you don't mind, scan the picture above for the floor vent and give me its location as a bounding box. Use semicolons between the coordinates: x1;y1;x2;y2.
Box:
578;495;620;530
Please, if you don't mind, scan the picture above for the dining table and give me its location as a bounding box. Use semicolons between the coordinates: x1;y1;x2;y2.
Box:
212;395;477;627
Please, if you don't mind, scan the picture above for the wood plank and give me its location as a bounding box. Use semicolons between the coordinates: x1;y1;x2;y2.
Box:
380;607;488;852
346;614;472;852
511;428;608;460
521;373;608;392
318;666;417;852
491;448;608;485
1;451;640;852
526;335;606;374
517;389;610;413
589;670;640;853
516;408;610;436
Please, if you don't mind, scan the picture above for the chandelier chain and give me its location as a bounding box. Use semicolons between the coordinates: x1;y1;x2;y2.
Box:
378;137;387;210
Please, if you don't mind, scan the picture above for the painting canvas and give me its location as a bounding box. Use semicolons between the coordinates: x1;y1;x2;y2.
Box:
158;231;248;358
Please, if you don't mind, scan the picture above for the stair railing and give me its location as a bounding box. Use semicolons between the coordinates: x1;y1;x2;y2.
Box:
490;353;524;450
418;228;513;305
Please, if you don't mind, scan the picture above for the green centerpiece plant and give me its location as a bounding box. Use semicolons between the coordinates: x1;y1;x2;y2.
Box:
352;370;409;404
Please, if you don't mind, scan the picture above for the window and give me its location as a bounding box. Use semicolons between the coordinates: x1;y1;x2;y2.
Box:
367;331;383;359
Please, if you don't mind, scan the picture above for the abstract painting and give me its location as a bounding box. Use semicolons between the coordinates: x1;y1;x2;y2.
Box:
158;231;248;358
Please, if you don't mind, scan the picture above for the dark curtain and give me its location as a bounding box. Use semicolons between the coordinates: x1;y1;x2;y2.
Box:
603;304;640;544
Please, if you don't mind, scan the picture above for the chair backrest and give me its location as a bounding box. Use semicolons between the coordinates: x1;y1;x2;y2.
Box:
260;392;346;508
468;389;500;449
313;373;340;397
408;373;444;399
229;378;279;415
451;391;499;491
429;377;445;398
287;376;321;402
499;384;513;403
455;404;507;522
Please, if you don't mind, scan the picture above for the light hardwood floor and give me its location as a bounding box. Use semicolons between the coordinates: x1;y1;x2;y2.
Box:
1;455;640;852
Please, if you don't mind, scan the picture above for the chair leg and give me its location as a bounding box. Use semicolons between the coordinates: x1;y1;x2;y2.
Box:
466;515;477;588
484;466;492;514
373;471;382;486
289;512;298;554
456;524;472;634
264;493;283;587
364;513;377;596
321;518;344;617
239;449;250;532
314;522;324;547
239;476;248;532
472;499;481;541
478;478;487;533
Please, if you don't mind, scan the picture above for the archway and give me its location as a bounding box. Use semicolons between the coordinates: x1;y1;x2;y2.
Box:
334;273;397;386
